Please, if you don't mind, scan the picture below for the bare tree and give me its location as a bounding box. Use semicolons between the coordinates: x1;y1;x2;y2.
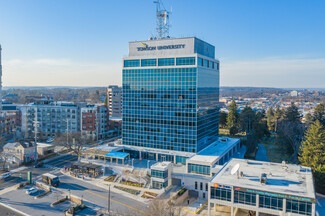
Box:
277;120;305;163
0;151;14;171
53;132;91;161
146;199;185;216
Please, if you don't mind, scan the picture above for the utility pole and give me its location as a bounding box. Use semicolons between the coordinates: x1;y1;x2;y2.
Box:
33;108;39;167
66;118;69;146
108;184;111;215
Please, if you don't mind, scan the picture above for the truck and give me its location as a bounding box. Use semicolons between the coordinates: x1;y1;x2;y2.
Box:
42;173;60;187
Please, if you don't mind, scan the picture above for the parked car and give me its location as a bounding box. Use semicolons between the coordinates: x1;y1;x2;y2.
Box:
0;172;11;180
26;187;38;195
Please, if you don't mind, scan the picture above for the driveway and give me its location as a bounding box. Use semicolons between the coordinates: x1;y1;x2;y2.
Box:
255;144;270;162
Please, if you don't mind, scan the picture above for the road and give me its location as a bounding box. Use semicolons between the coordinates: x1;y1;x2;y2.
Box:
0;154;78;190
0;153;149;215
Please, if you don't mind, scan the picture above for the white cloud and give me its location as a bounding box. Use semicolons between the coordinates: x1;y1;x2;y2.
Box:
3;57;325;88
221;57;325;88
3;58;122;86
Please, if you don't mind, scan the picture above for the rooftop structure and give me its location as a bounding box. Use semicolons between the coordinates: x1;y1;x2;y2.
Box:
208;158;316;216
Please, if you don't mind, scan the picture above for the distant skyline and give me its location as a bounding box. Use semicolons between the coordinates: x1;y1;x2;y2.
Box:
0;0;324;88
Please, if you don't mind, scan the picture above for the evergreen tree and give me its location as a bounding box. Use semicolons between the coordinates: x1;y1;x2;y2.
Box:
219;111;228;129
284;103;301;122
227;100;238;129
239;105;255;134
274;107;284;132
266;107;275;131
313;103;325;126
299;120;325;169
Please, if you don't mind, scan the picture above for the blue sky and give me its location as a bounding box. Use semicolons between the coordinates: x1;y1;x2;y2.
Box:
0;0;324;88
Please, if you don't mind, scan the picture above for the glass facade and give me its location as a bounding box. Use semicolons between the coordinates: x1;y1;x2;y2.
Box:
158;58;175;66
141;59;157;67
124;59;140;67
176;57;196;66
123;46;219;154
259;195;283;211
187;163;210;175
210;187;231;202
151;169;168;179
234;190;257;206
152;180;168;189
286;199;312;216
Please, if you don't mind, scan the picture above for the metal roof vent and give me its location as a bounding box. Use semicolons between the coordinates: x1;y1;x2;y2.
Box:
260;173;267;184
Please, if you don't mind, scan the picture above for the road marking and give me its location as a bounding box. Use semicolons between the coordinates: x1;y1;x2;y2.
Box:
61;181;149;215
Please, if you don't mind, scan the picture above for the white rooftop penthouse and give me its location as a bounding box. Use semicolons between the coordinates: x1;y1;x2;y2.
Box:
186;137;240;176
208;158;316;216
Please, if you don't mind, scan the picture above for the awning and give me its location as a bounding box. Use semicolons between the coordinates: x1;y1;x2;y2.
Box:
105;151;129;159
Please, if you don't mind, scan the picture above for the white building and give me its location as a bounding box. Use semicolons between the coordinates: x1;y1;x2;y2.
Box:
107;85;122;118
208;158;316;216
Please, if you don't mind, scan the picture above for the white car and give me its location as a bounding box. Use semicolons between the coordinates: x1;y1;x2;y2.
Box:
1;172;11;180
26;187;38;195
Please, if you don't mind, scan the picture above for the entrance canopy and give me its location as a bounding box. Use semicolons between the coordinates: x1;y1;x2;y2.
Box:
105;151;129;159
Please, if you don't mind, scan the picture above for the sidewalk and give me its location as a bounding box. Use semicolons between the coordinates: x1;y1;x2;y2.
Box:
60;169;164;204
184;198;208;214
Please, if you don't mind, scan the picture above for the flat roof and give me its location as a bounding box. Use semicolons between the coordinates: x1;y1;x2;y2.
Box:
210;158;316;201
105;151;129;159
94;145;122;152
151;162;172;170
187;137;240;165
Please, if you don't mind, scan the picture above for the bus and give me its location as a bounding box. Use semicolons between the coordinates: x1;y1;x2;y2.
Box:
42;173;60;187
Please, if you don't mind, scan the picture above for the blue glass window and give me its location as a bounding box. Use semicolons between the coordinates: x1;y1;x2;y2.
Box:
286;199;312;216
158;58;175;66
141;59;157;67
188;163;210;175
210;187;231;202
124;59;140;67
152;180;168;189
234;191;256;206
216;62;220;70
176;57;195;66
204;59;209;68
151;169;168;179
259;195;283;211
197;57;203;66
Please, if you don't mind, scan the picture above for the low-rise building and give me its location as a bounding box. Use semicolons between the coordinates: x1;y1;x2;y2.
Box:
208;158;316;216
150;162;172;189
81;105;109;140
3;141;36;164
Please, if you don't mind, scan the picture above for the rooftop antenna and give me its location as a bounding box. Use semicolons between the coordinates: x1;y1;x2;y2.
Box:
153;0;170;39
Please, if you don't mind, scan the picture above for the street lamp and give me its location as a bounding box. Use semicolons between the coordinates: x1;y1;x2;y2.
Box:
108;184;111;215
33;109;40;168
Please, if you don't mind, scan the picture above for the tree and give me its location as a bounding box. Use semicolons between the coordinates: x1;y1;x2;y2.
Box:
313;165;325;193
239;105;255;134
53;132;90;161
304;113;313;126
299;120;325;169
284;103;300;122
0;151;14;171
274;107;284;132
227;100;239;134
266;107;275;131
145;199;184;216
313;103;325;126
219;111;228;129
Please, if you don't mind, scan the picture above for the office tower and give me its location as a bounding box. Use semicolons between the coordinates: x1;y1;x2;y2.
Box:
107;85;122;118
122;37;220;154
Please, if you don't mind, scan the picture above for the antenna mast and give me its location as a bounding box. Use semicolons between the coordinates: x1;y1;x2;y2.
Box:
154;0;170;39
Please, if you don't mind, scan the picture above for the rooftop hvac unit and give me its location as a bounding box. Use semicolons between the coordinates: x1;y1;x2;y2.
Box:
260;173;267;184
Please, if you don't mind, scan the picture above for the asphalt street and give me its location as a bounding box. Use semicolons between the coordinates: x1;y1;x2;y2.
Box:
0;154;78;190
0;153;149;215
